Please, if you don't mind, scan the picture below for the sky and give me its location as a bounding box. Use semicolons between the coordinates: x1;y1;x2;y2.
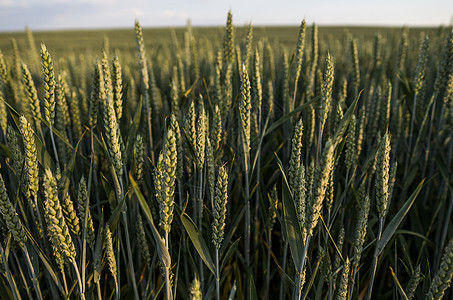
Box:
0;0;452;32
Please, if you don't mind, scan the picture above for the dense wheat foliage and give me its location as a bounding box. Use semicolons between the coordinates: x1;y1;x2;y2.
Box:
0;12;452;299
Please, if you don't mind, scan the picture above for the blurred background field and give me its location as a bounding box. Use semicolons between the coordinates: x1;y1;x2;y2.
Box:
0;25;441;57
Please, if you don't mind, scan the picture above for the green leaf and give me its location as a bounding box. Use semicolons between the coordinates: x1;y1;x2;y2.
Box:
39;116;82;158
397;70;414;100
319;215;343;262
59;131;85;201
234;264;243;300
265;96;320;137
389;266;409;300
376;180;424;256
275;153;303;270
0;143;12;158
0;275;15;300
124;97;142;164
0;241;23;300
403;165;419;190
303;250;323;299
395;230;434;245
129;174;171;268
25;228;65;295
180;212;216;276
220;199;246;256
411;95;434;161
100;172;116;209
184;77;198;98
332;90;362;146
181;128;198;164
106;190;126;233
98;133;122;201
220;238;241;271
249;274;258;300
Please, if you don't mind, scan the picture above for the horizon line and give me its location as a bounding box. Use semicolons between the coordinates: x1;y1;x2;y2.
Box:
1;22;451;34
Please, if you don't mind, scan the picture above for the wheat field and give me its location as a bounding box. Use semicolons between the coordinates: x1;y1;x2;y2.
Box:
0;11;452;300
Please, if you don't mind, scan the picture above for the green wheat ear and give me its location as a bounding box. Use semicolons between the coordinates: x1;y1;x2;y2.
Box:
43;168;76;264
0;173;27;248
350;38;360;91
294;19;306;84
222;10;235;68
239;63;252;150
170;114;183;180
196;99;206;169
212;165;228;249
434;29;453;97
186;100;197;155
353;195;370;271
212;104;222;152
102;74;123;178
7;126;25;187
405;264;421;300
155;128;177;234
266;184;279;233
319;52;334;134
134;19;150;105
61;190;80;236
21;63;41;128
294;164;306;239
90;61;103;128
112;55;123;121
19;116;39;201
190;275;202;300
0;90;7;133
170;70;180;119
19;116;42;237
133;134;144;184
289;117;304;191
69;89;82;139
427;239;453;300
413;35;429;98
104;224;118;283
337;257;350;300
77;176;95;247
242;23;253;69
136;214;151;265
251;48;262;113
306;139;335;237
375;132;391;220
41;43;56;127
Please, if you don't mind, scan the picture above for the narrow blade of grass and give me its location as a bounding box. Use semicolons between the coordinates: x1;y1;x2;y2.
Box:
249;274;258;300
389;266;409;300
124;98;142;164
130;174;171;269
265;96;319;136
220;237;241;271
180;212;216;276
275;153;304;270
376;179;424;256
